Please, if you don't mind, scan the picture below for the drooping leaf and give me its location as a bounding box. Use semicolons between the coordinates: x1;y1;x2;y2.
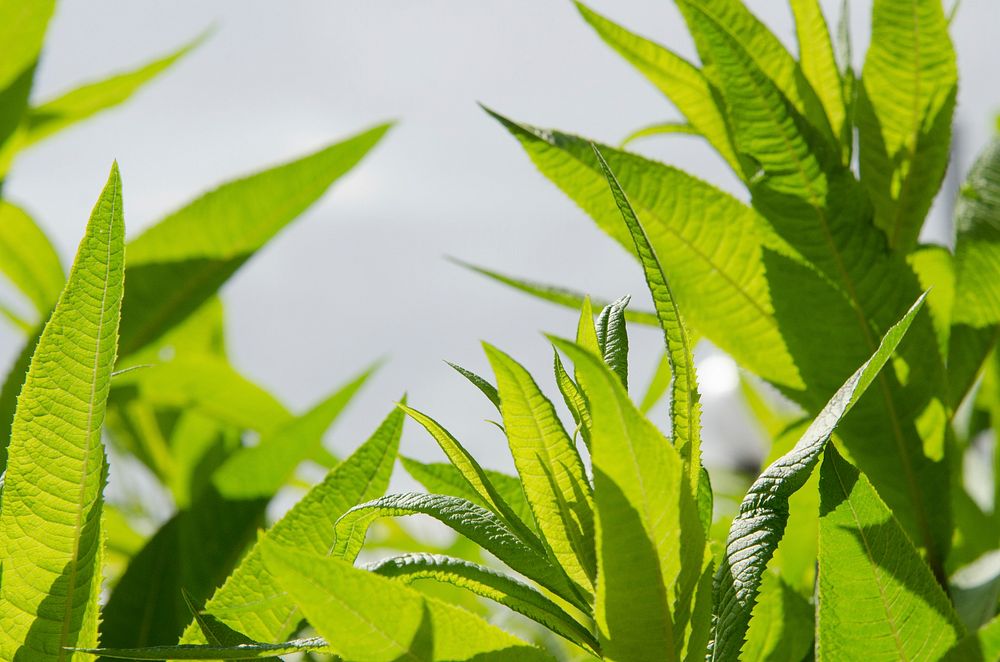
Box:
260;542;555;662
485;343;596;589
118;123;391;357
0;201;64;318
858;0;957;252
368;552;599;655
710;294;925;662
0;164;125;661
185;403;404;644
817;446;963;661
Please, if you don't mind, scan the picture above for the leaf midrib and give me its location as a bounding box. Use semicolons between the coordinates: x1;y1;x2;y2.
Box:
59;181;118;660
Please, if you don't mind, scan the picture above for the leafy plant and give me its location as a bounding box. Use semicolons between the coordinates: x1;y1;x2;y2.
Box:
2;0;1000;661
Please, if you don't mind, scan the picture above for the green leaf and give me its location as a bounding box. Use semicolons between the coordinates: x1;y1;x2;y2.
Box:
446;361;501;411
553;349;591;448
553;338;698;662
638;352;671;415
909;244;955;360
682;0;952;566
0;201;64;317
944;615;1000;662
858;0;957;252
187;403;404;643
451;257;659;326
594;148;702;492
118;123;391;357
741;573;814;662
111;354;291;435
333;493;584;609
77;637;329;660
675;0;836;150
18;32;205;152
368;552;599;655
260;543;554;662
399;456;535;533
484;344;596;590
0;0;54;163
953;139;1000;328
0;164;125;660
817;446;963;661
574;2;739;172
710;294;925;662
399;404;541;546
595;295;630;387
210;363;376;499
790;0;847;153
620;121;699;149
486;108;804;393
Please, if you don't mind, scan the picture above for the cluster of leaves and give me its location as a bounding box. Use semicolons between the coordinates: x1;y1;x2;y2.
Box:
1;0;1000;661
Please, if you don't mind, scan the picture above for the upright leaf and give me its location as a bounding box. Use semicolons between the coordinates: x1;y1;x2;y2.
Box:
485;344;596;589
817;447;963;661
554;339;696;662
675;0;836;148
594;149;702;491
595;295;630;387
858;0;957;251
790;0;846;151
0;164;125;660
710;294;925;662
574;2;739;172
260;543;554;661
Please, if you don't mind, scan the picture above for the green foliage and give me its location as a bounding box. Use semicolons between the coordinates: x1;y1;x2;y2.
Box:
0;164;124;660
1;0;999;660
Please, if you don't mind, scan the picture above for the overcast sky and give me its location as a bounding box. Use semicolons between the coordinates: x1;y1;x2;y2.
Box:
3;1;998;486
